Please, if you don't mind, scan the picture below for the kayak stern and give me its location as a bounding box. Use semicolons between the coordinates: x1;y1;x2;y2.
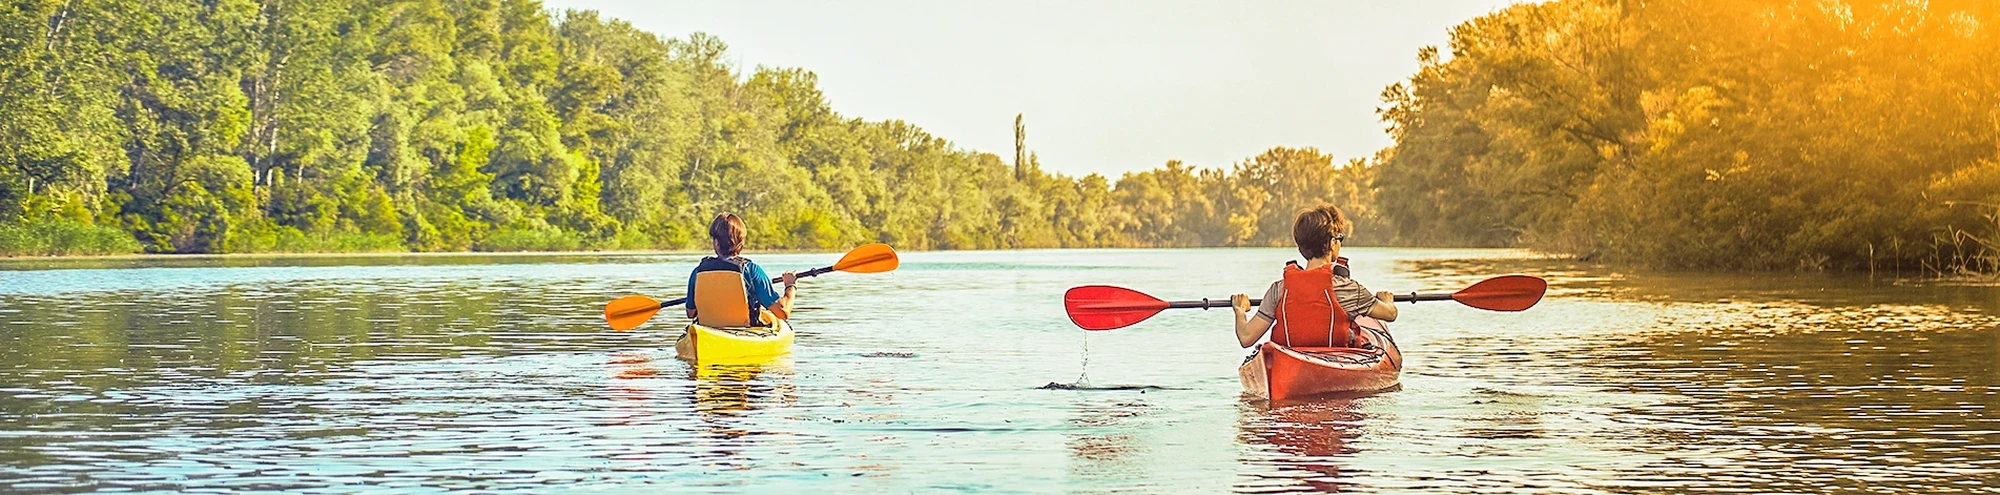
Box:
1239;317;1400;401
678;320;795;361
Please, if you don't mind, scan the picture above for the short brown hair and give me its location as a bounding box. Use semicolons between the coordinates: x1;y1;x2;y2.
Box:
709;213;746;257
1292;205;1349;260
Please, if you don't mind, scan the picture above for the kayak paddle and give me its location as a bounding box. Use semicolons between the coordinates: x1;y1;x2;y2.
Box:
1062;275;1547;331
603;243;900;331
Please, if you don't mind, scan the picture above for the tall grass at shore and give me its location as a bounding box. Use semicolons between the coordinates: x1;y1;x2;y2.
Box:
0;220;143;256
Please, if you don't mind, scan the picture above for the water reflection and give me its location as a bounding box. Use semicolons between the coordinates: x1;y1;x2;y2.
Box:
1401;254;2000;493
687;358;798;418
1065;399;1149;485
1401;256;2000;312
0;249;1994;493
1587;320;2000;493
1235;399;1367;493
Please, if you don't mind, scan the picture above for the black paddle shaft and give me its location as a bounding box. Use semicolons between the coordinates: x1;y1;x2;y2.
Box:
795;266;835;279
1401;293;1454;302
1167;291;1452;310
1167;298;1257;309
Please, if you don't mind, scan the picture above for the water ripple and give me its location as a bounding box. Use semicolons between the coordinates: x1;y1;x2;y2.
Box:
0;249;1994;493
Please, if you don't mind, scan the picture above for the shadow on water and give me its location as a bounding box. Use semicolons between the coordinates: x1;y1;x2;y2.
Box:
1036;382;1174;392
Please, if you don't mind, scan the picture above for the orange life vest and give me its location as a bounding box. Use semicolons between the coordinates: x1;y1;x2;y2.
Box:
1270;261;1355;348
690;256;773;327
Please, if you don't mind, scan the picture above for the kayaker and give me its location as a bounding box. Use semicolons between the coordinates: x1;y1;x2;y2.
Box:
683;213;798;328
1229;205;1397;348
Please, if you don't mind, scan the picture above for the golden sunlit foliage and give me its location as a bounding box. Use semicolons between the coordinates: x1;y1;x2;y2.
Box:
1376;0;2000;273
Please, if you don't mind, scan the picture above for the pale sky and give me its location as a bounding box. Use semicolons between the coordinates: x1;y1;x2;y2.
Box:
540;0;1524;178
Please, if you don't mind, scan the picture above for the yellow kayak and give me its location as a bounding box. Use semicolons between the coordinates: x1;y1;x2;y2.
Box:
675;320;794;361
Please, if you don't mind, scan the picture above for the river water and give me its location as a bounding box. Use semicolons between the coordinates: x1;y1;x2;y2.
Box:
0;248;1995;493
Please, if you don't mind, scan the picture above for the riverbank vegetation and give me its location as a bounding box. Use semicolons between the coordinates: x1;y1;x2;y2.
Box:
2;0;1993;274
0;219;141;256
1374;0;2000;274
1;0;1368;257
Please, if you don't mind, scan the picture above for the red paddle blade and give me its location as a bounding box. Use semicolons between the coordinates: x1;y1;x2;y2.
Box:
1063;285;1171;331
1451;275;1547;312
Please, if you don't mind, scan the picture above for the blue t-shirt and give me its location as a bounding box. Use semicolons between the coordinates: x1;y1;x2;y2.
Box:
686;258;782;311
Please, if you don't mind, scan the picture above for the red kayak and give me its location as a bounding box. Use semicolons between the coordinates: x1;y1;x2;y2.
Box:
1238;317;1401;401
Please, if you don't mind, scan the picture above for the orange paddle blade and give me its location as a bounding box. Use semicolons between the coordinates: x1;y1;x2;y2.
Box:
831;243;899;273
1450;275;1547;312
604;295;664;331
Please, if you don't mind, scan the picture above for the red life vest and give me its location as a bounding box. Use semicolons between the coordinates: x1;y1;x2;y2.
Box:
1270;261;1355;348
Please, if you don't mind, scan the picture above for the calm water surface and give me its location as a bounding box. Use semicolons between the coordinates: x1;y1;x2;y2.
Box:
0;248;1995;493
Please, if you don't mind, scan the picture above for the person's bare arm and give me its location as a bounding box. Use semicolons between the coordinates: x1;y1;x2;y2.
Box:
1365;291;1398;322
770;271;798;320
1232;294;1273;347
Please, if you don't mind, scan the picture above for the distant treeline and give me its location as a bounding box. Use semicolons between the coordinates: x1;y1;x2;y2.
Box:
2;0;1995;274
0;0;1370;256
1373;0;2000;273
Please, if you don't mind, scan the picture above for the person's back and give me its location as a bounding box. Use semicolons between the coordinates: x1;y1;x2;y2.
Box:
679;213;800;356
1230;205;1398;348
